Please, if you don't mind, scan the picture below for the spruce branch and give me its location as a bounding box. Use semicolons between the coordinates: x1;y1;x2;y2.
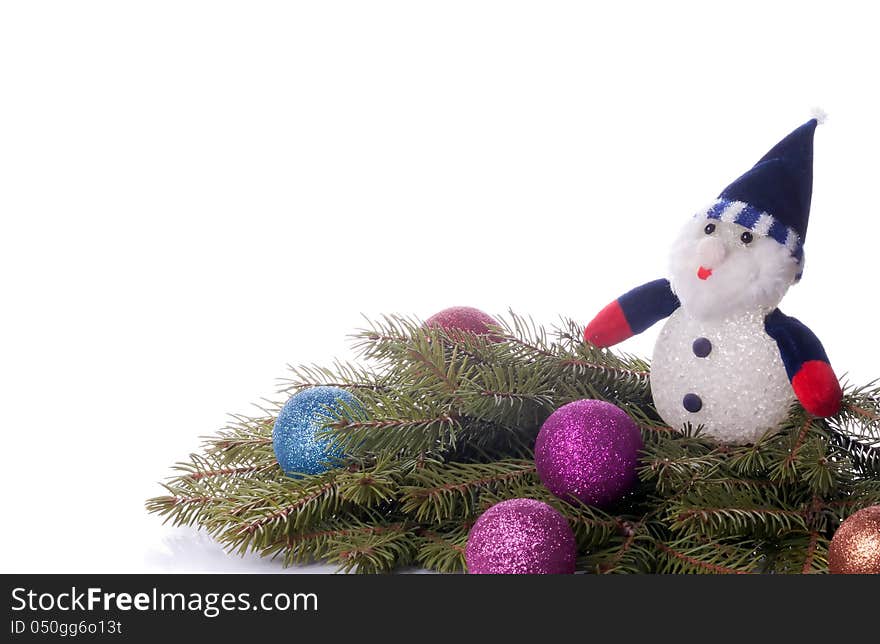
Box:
655;537;761;574
170;453;279;482
801;529;822;574
280;360;397;395
400;459;536;523
148;312;880;574
829;430;880;478
259;518;413;569
203;414;276;466
497;310;554;357
416;524;469;573
583;521;656;574
768;531;830;574
324;524;418;574
325;394;463;456
668;487;809;537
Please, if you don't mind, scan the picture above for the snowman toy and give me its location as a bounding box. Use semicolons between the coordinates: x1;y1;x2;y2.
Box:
584;119;843;444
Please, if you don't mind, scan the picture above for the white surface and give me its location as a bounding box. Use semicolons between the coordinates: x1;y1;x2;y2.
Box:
1;1;879;573
652;307;795;445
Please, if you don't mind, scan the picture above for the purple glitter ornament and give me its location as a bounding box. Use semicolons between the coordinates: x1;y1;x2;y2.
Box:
535;399;642;508
425;306;502;340
465;498;576;574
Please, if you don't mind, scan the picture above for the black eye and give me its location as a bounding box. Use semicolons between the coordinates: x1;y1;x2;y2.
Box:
704;223;716;235
740;231;754;244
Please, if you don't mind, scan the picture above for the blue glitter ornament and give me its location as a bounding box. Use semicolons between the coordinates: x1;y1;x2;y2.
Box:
272;386;360;476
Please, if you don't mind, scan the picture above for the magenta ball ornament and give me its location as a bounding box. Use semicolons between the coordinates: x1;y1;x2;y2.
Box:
465;498;576;574
425;306;501;339
535;399;643;508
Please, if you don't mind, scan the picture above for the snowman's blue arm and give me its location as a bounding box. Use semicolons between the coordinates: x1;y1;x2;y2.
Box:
764;309;842;417
584;279;680;347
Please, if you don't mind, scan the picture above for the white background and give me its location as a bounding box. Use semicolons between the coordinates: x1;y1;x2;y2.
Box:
2;1;878;573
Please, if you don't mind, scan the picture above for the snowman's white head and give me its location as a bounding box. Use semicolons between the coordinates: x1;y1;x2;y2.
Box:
668;213;802;320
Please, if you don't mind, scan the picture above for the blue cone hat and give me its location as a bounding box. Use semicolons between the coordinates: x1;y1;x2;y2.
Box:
703;119;818;263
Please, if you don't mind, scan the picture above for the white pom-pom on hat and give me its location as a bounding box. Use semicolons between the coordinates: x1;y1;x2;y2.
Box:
810;107;828;125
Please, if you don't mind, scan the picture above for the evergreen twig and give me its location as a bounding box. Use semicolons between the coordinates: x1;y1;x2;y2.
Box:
147;312;880;573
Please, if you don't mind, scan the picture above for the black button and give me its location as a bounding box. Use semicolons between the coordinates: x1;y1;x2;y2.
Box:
683;393;702;413
692;337;712;358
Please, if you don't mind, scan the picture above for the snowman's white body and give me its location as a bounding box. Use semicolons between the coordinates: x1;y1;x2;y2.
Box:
650;306;795;444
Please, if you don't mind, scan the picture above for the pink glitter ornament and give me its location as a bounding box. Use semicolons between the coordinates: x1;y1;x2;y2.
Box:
535;399;642;508
465;498;576;574
424;306;501;339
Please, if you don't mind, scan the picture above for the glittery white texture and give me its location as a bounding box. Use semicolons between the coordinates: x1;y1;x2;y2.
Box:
272;386;356;476
651;307;795;444
669;217;799;320
465;499;576;574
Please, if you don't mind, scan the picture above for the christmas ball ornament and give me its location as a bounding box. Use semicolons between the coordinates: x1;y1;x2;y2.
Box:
584;118;842;444
272;386;359;476
465;498;576;574
828;506;880;574
535;399;642;508
425;306;501;339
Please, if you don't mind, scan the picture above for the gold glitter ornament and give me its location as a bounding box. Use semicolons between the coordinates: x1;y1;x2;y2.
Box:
828;506;880;574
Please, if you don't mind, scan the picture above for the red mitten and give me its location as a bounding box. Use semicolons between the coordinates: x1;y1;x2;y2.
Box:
791;360;843;417
584;301;633;348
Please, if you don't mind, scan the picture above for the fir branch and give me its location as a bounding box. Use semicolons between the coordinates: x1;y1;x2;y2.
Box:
416;524;469;573
325;523;418;574
146;491;231;528
326;405;463;456
214;475;342;555
831;381;880;442
350;314;424;360
821;480;880;522
235;481;338;535
655;539;758;574
498;310;555;357
801;529;820;574
185;464;274;480
841;380;880;423
597;531;637;573
146;490;266;534
203;415;276;466
724;440;777;478
784;417;815;467
585;521;655;574
147;312;880;574
768;531;830;574
829;430;880;478
259;519;413;569
456;362;557;429
638;438;720;495
170;452;279;481
400;460;536;523
667;481;810;538
671;504;807;537
334;462;401;507
280;361;396;395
